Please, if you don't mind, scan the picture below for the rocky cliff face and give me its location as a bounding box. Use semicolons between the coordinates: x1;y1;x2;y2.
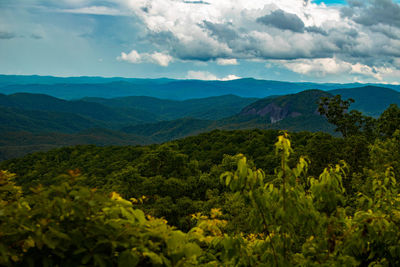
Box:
241;103;303;123
239;89;332;124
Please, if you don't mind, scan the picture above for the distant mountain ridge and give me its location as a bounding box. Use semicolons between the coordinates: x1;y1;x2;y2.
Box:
1;74;399;100
0;74;174;86
329;86;400;117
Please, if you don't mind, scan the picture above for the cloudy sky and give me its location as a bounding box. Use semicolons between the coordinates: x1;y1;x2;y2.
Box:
1;0;400;83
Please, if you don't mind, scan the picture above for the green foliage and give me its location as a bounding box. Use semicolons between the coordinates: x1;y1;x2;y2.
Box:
0;173;204;266
217;133;400;265
3;121;400;266
0;129;374;231
319;95;377;138
369;130;400;180
377;104;400;138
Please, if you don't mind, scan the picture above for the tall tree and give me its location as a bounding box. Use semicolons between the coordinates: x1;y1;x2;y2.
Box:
318;95;376;138
377;104;400;138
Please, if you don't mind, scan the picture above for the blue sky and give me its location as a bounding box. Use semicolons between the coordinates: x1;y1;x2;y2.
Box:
0;0;399;84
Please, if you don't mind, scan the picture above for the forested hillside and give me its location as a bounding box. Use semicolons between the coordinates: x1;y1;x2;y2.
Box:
82;94;258;121
1;86;399;161
0;93;256;160
2;97;400;265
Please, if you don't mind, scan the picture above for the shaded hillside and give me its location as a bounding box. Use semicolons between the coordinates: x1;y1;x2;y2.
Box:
122;118;214;143
0;93;160;126
0;129;151;161
270;114;336;133
0;106;104;133
329;86;400;117
82;94;258;120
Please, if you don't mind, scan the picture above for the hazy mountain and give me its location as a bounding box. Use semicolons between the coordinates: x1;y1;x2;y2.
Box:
329;86;400;117
0;74;173;86
1;75;399;100
122;118;215;143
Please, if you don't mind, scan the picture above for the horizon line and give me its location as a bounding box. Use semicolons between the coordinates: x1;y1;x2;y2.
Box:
1;73;399;86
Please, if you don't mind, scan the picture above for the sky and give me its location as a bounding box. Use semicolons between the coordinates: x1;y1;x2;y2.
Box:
0;0;400;84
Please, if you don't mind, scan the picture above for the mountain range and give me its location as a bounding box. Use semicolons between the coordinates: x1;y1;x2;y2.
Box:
1;74;399;100
1;74;400;161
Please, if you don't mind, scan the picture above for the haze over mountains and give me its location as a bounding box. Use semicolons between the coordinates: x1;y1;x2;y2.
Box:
1;75;400;161
1;75;399;100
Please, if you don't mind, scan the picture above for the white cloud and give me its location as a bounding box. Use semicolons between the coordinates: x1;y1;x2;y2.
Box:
280;58;347;76
150;52;172;67
35;0;399;78
186;71;240;81
220;74;241;81
117;50;172;66
394;58;400;68
61;6;127;16
118;50;141;64
113;0;399;82
278;57;399;81
216;58;238;65
6;0;400;83
121;0;344;61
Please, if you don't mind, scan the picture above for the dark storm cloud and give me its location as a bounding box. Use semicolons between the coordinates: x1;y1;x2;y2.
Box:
256;9;305;33
370;24;400;39
342;0;400;28
202;21;239;43
172;43;229;61
305;26;328;36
